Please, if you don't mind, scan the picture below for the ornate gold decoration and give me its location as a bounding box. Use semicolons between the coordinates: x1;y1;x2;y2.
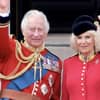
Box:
0;40;44;80
79;51;95;62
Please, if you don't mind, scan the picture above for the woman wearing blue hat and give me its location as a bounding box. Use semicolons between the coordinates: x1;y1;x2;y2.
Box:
61;15;100;100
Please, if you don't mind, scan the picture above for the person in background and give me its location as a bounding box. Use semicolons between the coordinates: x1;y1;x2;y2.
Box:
95;15;100;32
61;15;100;100
0;0;62;100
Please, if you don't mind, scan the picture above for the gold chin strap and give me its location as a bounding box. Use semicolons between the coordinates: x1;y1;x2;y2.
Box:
0;40;44;80
79;51;95;62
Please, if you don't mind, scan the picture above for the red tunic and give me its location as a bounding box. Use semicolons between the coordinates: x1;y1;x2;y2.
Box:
61;54;100;100
0;23;62;100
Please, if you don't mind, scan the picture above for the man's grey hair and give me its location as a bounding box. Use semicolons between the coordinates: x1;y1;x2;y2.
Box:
21;9;50;33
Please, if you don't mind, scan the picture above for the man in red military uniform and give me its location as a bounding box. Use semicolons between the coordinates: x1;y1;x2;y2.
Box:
0;0;62;100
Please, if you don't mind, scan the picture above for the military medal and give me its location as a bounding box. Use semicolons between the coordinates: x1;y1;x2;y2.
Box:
48;74;54;87
40;84;48;95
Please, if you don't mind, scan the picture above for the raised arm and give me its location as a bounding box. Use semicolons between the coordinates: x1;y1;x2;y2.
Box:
0;0;10;58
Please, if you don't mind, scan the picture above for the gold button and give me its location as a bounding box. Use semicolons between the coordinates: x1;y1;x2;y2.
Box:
81;88;85;91
81;93;85;96
81;83;84;86
81;73;84;76
33;92;37;95
83;66;86;69
81;77;84;80
34;88;38;91
82;70;85;73
83;62;86;64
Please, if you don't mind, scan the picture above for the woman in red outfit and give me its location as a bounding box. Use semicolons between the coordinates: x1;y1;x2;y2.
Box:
61;15;100;100
0;0;62;100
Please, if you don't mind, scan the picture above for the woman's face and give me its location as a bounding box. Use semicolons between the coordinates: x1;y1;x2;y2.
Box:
75;31;95;56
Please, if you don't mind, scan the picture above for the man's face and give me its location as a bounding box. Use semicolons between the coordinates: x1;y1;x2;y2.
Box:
23;15;47;48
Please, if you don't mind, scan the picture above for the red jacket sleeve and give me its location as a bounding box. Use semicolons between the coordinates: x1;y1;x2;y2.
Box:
61;60;69;100
51;60;62;100
0;24;10;58
51;72;61;100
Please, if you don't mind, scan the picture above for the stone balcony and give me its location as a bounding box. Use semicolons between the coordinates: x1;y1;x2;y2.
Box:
46;34;75;60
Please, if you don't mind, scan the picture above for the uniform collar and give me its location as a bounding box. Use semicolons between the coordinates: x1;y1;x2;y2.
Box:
22;41;45;52
79;51;95;62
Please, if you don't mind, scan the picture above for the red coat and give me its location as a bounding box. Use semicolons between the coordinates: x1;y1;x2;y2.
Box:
0;23;62;100
61;54;100;100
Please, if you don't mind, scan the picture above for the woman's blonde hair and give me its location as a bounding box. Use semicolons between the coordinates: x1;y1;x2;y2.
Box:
70;29;100;53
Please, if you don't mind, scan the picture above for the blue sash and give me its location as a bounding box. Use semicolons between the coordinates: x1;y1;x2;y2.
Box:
0;68;47;100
